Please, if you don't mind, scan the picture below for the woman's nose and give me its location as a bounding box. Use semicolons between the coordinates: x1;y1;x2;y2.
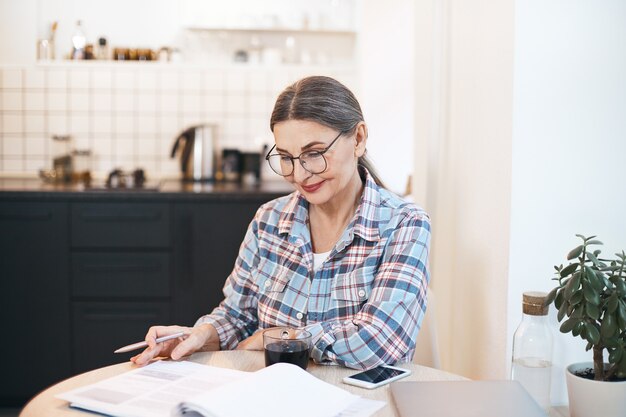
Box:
292;160;311;183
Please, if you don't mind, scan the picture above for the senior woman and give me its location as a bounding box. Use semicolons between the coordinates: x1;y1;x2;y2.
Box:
132;75;430;370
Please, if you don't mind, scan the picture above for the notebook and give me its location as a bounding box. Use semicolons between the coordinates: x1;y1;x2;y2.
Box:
390;380;547;417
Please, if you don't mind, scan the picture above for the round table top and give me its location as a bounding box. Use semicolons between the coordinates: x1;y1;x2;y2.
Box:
20;351;467;417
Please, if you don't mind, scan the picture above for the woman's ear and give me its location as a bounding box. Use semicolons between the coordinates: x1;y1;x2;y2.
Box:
354;122;368;158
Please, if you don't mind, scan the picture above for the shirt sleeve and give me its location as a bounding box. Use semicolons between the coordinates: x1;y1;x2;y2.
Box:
194;215;261;350
307;213;431;370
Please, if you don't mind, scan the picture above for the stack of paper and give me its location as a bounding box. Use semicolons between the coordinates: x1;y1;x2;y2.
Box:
56;360;385;417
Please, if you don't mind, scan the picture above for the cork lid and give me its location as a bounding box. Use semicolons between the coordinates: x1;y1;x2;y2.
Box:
522;291;549;316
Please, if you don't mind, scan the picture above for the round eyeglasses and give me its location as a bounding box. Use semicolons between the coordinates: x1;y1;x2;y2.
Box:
265;130;345;177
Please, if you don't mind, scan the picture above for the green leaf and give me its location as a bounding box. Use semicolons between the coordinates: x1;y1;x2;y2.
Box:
615;352;626;375
560;263;578;278
585;341;593;351
601;313;617;338
560;318;579;333
558;299;569;321
609;348;623;364
614;279;626;296
573;322;582;337
586;251;601;266
555;290;564;309
584;322;600;345
586;267;604;292
571;290;584;305
586;239;603;245
587;302;600;320
605;337;620;349
608;294;619;314
544;288;558;306
564;272;582;300
572;304;585;319
567;245;584;260
617;302;626;328
567;303;575;316
583;284;600;305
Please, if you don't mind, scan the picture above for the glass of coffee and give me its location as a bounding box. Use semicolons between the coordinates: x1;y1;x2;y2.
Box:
263;328;312;370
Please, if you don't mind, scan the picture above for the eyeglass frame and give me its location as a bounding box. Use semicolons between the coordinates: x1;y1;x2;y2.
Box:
264;130;347;177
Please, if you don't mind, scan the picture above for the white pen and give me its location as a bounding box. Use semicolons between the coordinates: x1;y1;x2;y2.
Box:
114;331;187;354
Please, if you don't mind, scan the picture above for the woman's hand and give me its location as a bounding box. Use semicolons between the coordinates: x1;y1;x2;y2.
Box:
131;323;220;366
235;328;270;351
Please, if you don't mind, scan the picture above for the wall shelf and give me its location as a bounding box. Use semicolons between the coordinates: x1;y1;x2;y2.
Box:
185;26;357;37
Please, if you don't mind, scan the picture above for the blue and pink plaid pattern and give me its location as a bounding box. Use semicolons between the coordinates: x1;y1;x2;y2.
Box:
196;169;430;370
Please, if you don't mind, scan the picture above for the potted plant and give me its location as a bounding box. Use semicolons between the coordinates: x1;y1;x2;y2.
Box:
544;235;626;417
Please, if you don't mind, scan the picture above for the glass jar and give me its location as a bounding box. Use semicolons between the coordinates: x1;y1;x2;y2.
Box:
511;291;553;411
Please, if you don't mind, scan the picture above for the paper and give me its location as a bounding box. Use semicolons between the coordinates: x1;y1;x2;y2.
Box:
177;362;361;417
58;361;246;417
56;360;383;417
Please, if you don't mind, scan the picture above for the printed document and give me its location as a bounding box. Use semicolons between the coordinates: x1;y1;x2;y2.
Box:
56;360;384;417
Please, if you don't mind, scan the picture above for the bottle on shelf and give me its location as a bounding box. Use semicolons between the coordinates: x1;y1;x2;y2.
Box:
71;20;87;60
95;37;109;60
511;291;553;411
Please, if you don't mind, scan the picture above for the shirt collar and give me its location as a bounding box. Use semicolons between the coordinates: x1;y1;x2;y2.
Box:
277;167;381;245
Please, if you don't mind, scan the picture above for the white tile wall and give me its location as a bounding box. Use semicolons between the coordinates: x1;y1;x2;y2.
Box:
0;63;357;177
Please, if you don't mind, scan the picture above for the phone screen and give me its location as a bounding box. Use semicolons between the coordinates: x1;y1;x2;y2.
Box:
349;366;408;384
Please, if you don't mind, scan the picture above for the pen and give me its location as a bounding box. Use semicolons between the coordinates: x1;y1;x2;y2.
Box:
114;331;187;354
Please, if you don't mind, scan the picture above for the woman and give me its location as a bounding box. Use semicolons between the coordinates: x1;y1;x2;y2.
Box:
133;76;430;370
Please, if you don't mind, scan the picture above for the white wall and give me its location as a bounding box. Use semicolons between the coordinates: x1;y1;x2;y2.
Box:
0;0;37;65
508;0;626;405
358;0;415;194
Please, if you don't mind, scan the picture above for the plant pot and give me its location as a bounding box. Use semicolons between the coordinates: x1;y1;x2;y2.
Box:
566;362;626;417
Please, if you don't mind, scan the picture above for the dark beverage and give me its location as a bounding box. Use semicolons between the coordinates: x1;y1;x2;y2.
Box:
264;340;310;370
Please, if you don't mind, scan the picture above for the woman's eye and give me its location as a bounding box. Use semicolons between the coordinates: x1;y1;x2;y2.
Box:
279;155;292;162
302;151;323;159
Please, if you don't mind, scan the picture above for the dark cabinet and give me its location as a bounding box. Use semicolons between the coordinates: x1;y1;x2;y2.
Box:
0;202;72;406
70;202;172;374
71;252;171;298
171;202;261;325
72;301;170;373
0;185;289;407
71;202;170;248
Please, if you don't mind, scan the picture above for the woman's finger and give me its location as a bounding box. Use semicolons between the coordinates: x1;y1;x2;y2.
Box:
170;329;207;360
131;325;189;366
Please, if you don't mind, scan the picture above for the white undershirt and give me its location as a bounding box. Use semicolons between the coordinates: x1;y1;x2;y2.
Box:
312;250;332;272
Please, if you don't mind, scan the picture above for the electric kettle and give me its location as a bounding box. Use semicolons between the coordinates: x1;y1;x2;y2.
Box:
171;124;219;181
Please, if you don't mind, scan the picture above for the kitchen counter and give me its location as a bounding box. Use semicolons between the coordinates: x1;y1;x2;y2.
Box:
0;178;294;201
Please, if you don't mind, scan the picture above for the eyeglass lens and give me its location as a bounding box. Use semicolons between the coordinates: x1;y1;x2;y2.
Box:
267;151;327;176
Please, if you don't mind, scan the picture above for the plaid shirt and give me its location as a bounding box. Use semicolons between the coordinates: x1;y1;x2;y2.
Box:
196;169;430;370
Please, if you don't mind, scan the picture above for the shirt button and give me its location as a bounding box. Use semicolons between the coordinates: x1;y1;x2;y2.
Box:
264;280;271;288
358;289;366;298
296;312;304;320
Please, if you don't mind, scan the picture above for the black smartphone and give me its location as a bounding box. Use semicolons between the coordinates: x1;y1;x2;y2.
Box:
342;365;411;389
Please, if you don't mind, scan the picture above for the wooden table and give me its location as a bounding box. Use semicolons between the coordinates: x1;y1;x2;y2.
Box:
20;351;466;417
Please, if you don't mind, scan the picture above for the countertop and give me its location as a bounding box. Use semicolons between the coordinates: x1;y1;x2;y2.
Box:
0;178;295;201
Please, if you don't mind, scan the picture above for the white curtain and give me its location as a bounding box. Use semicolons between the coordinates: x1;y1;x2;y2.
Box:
412;0;515;380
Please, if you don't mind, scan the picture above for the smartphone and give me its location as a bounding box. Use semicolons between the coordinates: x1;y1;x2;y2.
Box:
342;365;411;389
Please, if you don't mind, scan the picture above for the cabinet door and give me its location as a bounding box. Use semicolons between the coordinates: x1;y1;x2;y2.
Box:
0;202;71;406
71;202;170;248
172;202;263;325
72;302;170;373
72;252;171;297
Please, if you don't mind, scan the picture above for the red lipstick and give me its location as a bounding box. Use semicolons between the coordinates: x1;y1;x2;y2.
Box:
301;181;325;193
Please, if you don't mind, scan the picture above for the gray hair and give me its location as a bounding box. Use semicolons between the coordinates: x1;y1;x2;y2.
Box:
270;76;385;188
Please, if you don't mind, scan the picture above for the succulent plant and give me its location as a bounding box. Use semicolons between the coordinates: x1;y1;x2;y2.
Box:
545;235;626;381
